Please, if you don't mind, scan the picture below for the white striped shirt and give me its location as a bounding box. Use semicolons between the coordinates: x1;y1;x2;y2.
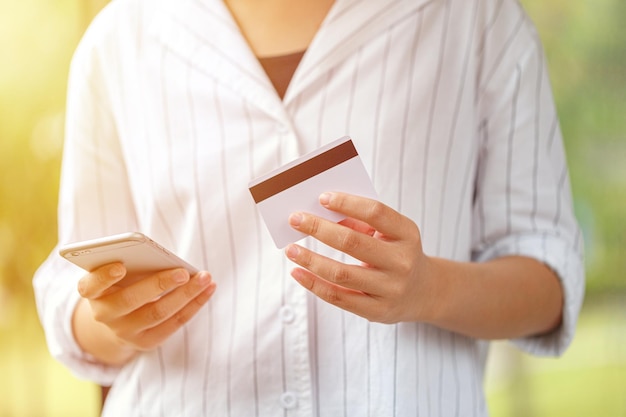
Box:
34;0;585;415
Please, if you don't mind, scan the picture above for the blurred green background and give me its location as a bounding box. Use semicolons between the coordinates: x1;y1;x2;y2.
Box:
1;0;624;416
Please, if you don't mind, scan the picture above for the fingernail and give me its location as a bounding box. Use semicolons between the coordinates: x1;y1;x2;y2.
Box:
289;212;303;227
77;279;87;297
319;192;331;206
286;245;299;259
109;264;125;278
197;272;212;285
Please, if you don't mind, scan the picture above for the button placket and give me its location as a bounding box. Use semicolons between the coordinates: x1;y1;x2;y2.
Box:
279;305;296;324
274;120;302;164
277;264;313;414
276;123;289;136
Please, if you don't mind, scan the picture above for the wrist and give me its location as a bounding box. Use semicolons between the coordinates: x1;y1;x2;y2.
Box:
418;256;454;326
72;298;137;366
414;255;565;339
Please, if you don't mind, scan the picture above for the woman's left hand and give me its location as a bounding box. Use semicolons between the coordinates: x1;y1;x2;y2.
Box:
285;192;439;324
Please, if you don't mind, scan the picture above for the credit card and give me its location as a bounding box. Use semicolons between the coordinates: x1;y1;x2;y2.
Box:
249;136;378;248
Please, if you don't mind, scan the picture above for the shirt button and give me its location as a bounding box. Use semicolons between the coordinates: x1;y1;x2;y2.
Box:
279;305;296;324
280;391;298;409
277;124;289;135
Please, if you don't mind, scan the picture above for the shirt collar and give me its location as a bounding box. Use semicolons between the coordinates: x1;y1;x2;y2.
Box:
150;0;436;113
293;0;437;98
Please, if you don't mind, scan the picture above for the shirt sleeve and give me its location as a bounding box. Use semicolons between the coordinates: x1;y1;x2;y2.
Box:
33;250;123;385
32;4;138;385
471;1;585;357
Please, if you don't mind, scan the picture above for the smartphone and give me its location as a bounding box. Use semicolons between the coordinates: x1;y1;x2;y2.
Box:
59;232;199;286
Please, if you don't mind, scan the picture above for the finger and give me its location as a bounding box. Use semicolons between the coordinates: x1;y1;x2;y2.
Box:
285;244;384;295
117;272;214;335
78;263;127;299
131;283;216;351
92;268;193;320
338;217;376;236
289;211;385;264
290;267;389;322
320;192;416;240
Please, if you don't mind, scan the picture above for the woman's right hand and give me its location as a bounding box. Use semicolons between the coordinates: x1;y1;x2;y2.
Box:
72;263;216;366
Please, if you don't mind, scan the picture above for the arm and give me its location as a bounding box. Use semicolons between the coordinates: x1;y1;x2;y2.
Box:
32;4;139;383
427;255;562;339
285;192;562;340
35;5;216;374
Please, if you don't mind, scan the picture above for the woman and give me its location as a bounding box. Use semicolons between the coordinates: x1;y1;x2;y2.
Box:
34;0;584;415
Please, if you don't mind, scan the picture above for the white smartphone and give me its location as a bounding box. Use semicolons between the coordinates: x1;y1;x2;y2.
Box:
59;232;199;286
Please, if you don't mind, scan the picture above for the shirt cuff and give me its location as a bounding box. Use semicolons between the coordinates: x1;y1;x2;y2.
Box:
35;260;122;386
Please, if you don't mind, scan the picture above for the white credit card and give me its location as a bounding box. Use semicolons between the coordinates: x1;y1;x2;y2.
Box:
248;136;378;248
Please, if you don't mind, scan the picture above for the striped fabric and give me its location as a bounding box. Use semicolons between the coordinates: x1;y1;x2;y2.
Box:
33;0;584;416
